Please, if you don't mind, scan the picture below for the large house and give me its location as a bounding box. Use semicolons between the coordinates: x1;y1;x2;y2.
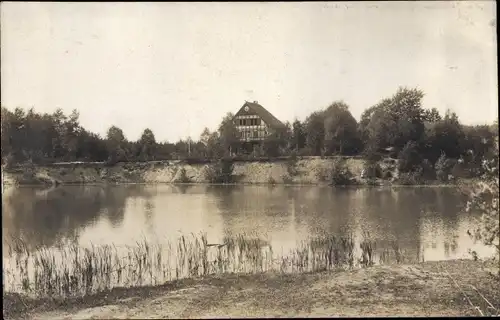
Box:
232;101;286;154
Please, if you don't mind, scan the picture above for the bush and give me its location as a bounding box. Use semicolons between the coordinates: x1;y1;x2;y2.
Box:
330;158;355;186
381;169;393;180
203;159;234;183
203;165;217;183
175;168;191;183
281;173;293;184
363;146;383;162
365;178;380;186
435;153;457;182
314;166;330;182
420;158;436;180
398;141;422;173
363;161;382;179
463;145;499;264
267;176;277;185
286;151;299;176
3;153;16;169
397;171;423;185
297;148;312;157
451;161;468;179
105;156;119;167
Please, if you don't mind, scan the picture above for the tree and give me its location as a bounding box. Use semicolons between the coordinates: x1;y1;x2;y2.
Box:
62;109;82;161
186;137;194;157
461;124;495;175
423;109;465;163
218;112;239;156
106;126;127;163
363;99;395;155
174;139;188;159
208;133;224;159
398;140;422;173
156;142;173;160
423;108;442;123
363;87;426;155
200;127;212;147
304;111;325;156
282;121;293;154
263;130;284;157
291;119;306;151
107;126;126;143
359;103;386;146
78;131;108;161
435;153;456;182
323;101;361;155
387;87;425;149
1;107;14;162
138;128;156;161
51;108;68;159
462;137;499;264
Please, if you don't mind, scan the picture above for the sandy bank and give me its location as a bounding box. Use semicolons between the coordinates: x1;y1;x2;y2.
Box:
2;158;367;186
4;259;499;319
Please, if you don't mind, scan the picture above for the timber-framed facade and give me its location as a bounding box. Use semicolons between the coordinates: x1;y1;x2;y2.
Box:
232;101;285;154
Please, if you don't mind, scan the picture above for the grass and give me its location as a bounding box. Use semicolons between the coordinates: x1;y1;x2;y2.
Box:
3;232;411;300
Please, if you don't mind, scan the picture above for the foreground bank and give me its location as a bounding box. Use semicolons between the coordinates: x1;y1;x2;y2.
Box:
4;259;499;319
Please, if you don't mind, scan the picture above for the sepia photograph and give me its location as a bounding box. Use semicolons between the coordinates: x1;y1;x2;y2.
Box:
1;1;499;318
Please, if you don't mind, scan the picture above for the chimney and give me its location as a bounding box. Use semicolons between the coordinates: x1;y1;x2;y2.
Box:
253;100;258;104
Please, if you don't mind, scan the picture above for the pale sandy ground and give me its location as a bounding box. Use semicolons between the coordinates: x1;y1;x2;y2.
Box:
2;158;366;186
4;260;499;319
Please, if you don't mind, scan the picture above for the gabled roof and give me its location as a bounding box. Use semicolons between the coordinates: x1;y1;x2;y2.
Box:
235;101;286;129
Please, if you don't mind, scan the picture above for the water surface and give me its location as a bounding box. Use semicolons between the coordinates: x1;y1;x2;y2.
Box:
2;184;492;262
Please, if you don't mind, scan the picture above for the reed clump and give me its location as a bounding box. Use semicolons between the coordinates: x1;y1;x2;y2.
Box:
4;232;406;299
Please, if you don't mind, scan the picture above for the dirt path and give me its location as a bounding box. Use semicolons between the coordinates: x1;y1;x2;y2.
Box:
5;260;499;319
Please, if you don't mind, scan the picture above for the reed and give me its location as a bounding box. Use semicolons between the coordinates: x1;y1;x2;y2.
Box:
3;232;406;299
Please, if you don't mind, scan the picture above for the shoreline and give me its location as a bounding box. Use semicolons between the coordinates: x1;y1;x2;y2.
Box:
1;157;466;188
2;180;462;188
2;181;463;192
4;259;499;319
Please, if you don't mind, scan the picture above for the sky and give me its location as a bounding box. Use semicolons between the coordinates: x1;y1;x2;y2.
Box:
1;2;497;142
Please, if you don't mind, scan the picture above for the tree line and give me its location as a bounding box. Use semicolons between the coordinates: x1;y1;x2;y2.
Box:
1;87;498;175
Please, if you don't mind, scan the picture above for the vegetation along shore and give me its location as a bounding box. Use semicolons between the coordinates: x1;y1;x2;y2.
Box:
2;86;498;319
2;87;498;187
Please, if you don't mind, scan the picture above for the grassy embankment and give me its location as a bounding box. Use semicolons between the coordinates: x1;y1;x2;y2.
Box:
3;233;499;318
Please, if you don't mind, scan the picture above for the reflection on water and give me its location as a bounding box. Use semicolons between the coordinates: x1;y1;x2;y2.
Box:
2;184;493;263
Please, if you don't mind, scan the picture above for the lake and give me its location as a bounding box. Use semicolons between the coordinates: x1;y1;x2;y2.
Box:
2;184;494;295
